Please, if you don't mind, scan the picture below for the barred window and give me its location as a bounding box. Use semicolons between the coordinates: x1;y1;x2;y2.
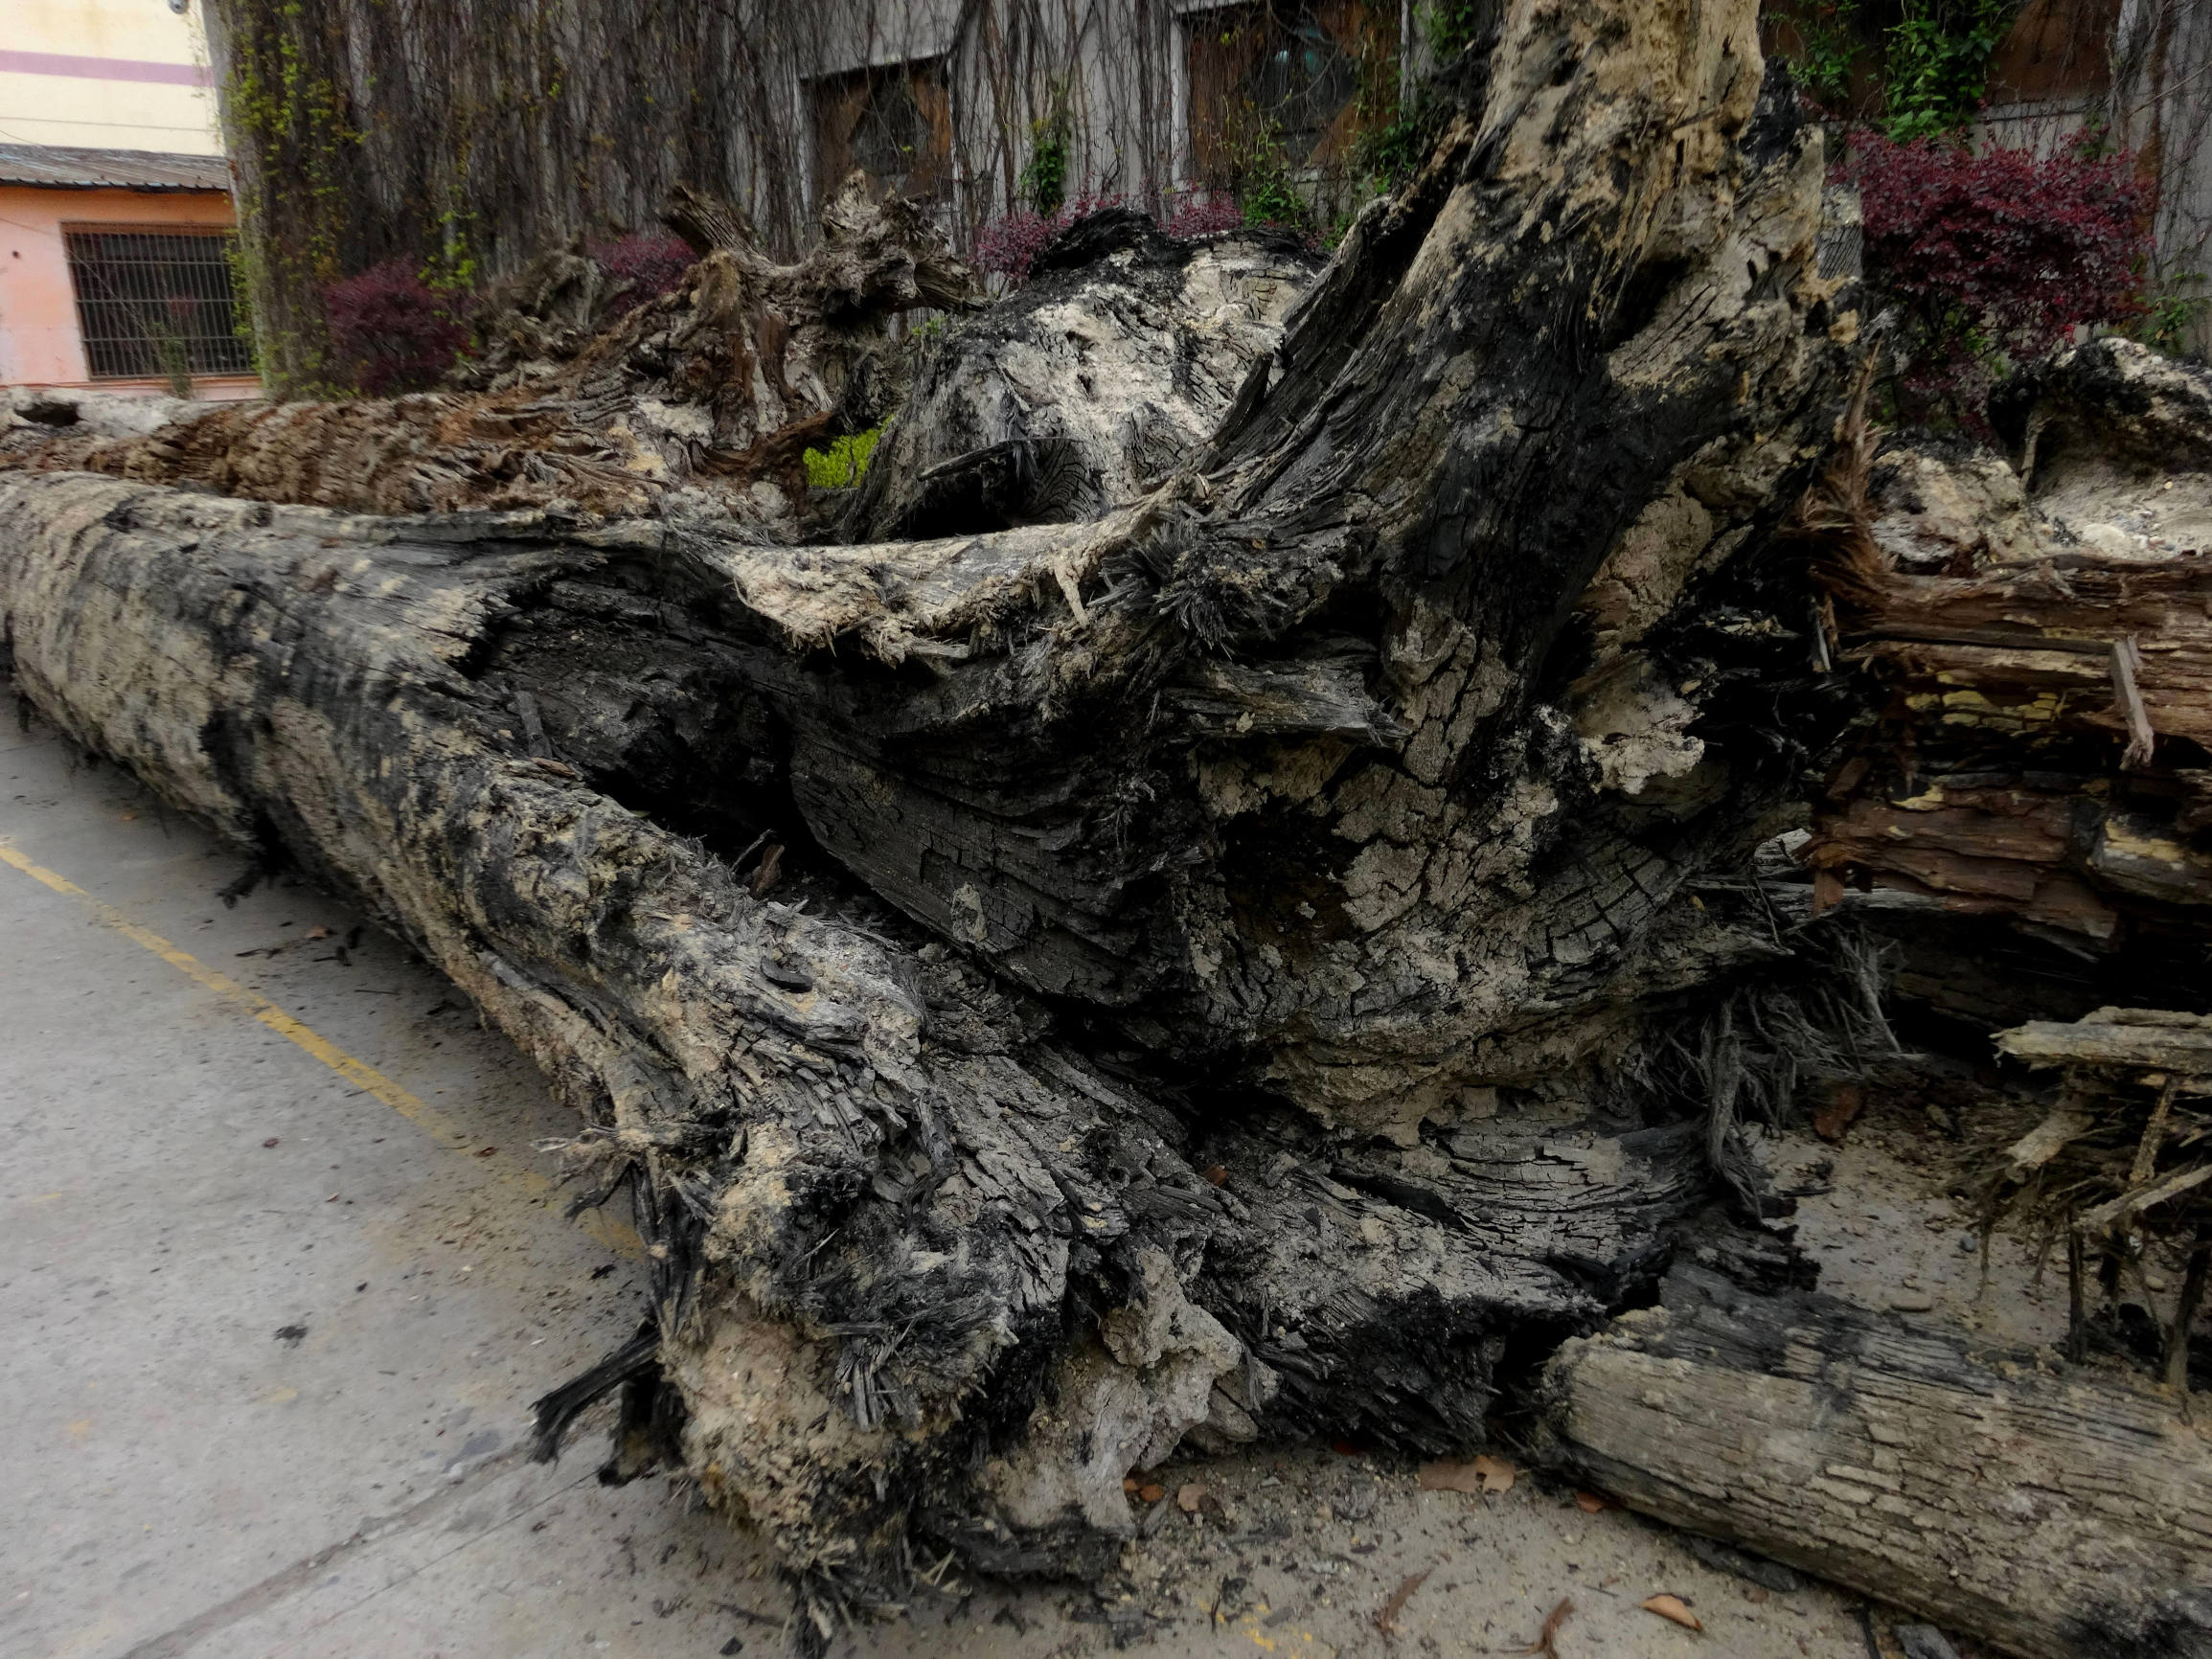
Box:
63;226;253;381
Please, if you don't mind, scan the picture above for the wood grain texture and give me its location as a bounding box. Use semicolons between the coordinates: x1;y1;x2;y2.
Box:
1802;341;2212;1032
1543;1264;2212;1659
0;0;1881;1638
5;177;974;533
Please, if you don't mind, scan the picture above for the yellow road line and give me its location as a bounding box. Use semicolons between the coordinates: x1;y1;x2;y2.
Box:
0;836;638;1257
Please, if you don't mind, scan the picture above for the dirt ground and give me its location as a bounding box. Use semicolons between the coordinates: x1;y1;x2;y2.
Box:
831;1443;1878;1658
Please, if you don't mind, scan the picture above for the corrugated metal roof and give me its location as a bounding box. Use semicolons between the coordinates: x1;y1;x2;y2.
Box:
0;144;229;193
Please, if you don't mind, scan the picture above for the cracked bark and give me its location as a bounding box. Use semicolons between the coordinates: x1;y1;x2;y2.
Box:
0;0;1882;1642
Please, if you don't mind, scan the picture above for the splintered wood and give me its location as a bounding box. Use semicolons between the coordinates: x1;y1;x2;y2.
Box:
1989;1007;2212;1384
1805;342;2212;976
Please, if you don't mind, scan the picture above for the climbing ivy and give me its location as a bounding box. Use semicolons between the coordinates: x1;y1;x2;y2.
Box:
1426;0;1490;60
1351;18;1435;192
1784;0;1863;104
1881;0;2017;140
1766;0;2021;140
1018;98;1070;216
220;0;363;391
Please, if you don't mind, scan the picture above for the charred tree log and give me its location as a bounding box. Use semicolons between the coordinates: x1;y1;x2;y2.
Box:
1539;1263;2212;1659
0;472;1723;1606
0;0;1871;1637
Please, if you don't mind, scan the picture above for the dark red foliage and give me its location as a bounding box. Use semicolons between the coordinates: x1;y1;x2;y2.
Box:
971;207;1057;282
974;193;1129;284
588;233;695;316
322;260;470;395
976;192;1275;284
1162;196;1246;239
1845;132;2151;422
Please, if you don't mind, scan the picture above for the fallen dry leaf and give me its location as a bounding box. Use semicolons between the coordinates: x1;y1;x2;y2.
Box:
1812;1080;1863;1143
1122;1476;1141;1494
1137;1484;1164;1504
1574;1489;1621;1513
1417;1454;1516;1495
1176;1483;1206;1513
1418;1460;1483;1494
1642;1593;1702;1631
1514;1597;1573;1657
750;843;784;898
306;924;331;940
1373;1568;1431;1635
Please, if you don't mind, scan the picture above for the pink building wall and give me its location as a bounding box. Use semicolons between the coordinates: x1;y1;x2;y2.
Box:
0;184;259;398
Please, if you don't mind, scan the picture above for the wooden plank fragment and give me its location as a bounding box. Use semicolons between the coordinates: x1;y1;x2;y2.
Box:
1542;1266;2212;1659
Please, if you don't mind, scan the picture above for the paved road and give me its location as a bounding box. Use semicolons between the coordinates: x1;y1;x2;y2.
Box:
0;720;780;1659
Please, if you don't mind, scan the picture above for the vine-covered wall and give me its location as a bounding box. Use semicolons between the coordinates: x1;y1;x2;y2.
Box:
204;0;2208;394
201;0;1435;395
206;0;837;391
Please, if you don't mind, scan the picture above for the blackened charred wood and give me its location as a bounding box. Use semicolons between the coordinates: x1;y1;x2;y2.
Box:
0;0;1869;1629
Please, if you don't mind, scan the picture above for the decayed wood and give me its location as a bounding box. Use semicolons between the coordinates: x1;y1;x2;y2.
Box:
1541;1263;2212;1659
2;175;975;532
0;0;1879;1637
1802;341;2212;1029
842;209;1321;540
1984;1007;2212;1380
1998;1007;2212;1077
0;466;1727;1623
685;7;1856;1135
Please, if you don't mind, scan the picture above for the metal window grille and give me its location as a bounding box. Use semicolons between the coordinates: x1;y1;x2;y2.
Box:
62;226;253;381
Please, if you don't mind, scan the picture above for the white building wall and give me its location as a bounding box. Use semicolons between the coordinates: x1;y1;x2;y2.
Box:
0;0;223;156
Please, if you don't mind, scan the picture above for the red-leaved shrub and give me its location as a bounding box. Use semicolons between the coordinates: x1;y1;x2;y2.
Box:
972;208;1060;283
973;193;1129;284
1162;196;1246;239
589;233;695;317
975;192;1278;285
1847;132;2151;423
322;260;470;395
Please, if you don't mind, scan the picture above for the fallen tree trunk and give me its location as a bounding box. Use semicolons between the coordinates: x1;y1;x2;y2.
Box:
1540;1263;2212;1659
0;0;1872;1640
0;466;1718;1594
